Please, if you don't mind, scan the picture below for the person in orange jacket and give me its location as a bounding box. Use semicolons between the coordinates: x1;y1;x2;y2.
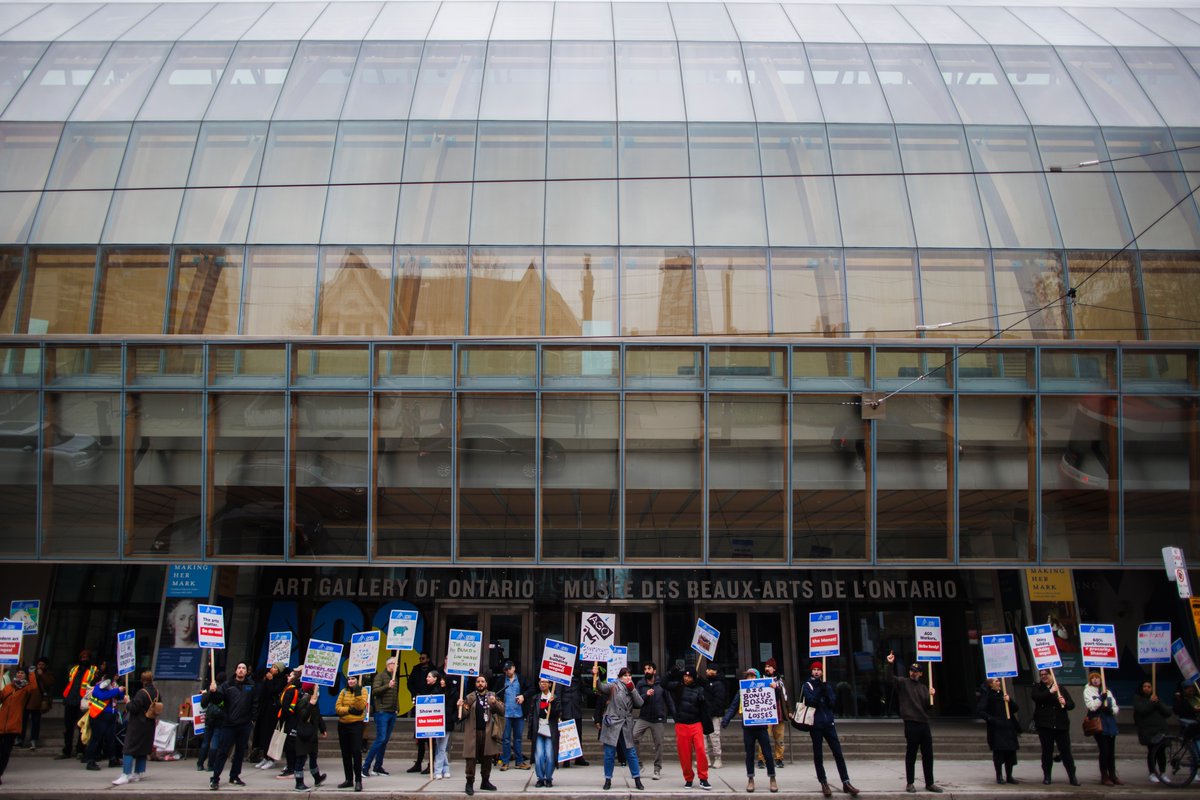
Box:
1;666;40;786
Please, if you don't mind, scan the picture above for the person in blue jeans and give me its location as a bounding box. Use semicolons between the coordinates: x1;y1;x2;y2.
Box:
363;657;399;778
494;661;531;769
527;678;560;787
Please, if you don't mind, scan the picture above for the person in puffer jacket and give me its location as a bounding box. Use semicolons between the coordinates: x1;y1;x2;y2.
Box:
665;667;711;789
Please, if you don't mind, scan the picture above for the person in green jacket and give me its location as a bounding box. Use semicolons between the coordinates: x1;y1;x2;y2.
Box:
364;658;399;778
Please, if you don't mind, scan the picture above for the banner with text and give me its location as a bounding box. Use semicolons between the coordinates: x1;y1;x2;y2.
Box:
303;639;344;688
1025;624;1063;671
386;609;419;651
9;600;38;635
981;634;1018;679
1080;623;1118;669
809;611;841;658
348;631;381;677
197;604;225;650
446;629;483;676
0;620;22;666
557;720;583;762
739;678;779;726
1138;623;1172;664
691;619;720;661
1172;639;1200;685
580;612;616;662
915;616;943;663
267;632;293;668
607;645;628;683
415;694;445;738
540;638;577;686
117;629;136;676
191;693;205;736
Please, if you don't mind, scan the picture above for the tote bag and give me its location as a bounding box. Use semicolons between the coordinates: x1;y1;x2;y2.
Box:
267;724;287;761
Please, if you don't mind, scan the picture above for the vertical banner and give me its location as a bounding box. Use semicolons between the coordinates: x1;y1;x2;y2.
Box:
302;639;344;687
267;632;293;667
348;631;381;677
1079;624;1119;669
690;619;720;660
1137;623;1172;664
606;645;628;683
809;611;841;658
1025;568;1082;682
117;629;137;677
580;612;616;662
539;639;578;686
157;564;212;680
557;720;583;762
1172;639;1200;685
739;678;779;726
9;600;39;635
191;693;206;736
386;609;419;651
915;617;943;662
445;629;484;676
981;634;1019;679
197;604;226;649
0;620;23;666
415;694;446;738
1025;624;1064;671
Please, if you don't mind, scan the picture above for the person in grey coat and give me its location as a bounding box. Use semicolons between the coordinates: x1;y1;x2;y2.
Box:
592;665;645;791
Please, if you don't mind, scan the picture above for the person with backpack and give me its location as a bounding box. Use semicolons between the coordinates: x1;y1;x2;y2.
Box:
113;670;160;786
799;662;858;797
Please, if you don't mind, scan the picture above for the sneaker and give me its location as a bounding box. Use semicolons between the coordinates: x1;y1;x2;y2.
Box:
517;762;531;770
338;781;354;789
373;766;390;776
699;779;712;790
713;759;723;769
906;784;917;793
685;781;693;789
230;777;246;786
653;766;661;780
1150;774;1160;783
499;763;510;772
313;773;327;786
112;773;132;786
86;762;101;771
536;779;545;788
776;759;785;768
747;777;755;792
279;769;295;778
131;774;143;783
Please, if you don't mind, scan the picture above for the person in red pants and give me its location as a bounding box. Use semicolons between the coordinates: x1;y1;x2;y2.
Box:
665;668;712;790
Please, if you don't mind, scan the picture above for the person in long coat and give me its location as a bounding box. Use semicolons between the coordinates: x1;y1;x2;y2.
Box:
526;678;561;787
593;665;645;791
114;670;158;786
0;667;39;786
976;678;1020;785
1133;679;1172;782
1031;668;1078;786
459;674;503;795
289;688;325;792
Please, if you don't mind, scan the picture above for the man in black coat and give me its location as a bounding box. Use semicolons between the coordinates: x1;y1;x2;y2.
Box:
884;652;941;794
634;661;669;779
701;665;727;769
1031;668;1079;786
665;667;711;789
204;662;257;790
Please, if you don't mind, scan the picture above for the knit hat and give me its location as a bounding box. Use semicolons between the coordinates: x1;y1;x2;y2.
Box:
811;661;823;671
682;668;697;679
765;658;778;670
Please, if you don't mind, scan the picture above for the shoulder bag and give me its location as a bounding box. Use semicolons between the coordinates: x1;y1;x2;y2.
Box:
142;689;165;720
1082;713;1103;736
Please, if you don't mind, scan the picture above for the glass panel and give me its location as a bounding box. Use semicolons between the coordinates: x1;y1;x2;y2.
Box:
542;394;619;561
742;43;822;124
210;393;285;558
323;121;404;244
771;249;846;338
205;41;296;122
782;5;860;43
317;246;391;336
0;6;49;39
1041;395;1118;560
828;126;914;248
70;42;169;122
169;247;243;335
1120;49;1200;127
1142;254;1200;341
0;249;23;335
396;121;475;245
898;125;988;248
104;121;197;244
304;2;383;40
479;41;550;121
211;346;288;391
876;394;952;561
490;1;552;39
457;394;536;560
994;46;1096;126
460;344;536;390
243;2;324;40
1063;8;1167;47
845;250;918;338
958;396;1035;560
806;44;891;124
1041;349;1114;389
393;248;467;335
869;44;960;125
545;121;617;245
0;42;46;114
409;42;486;120
670;2;737;40
365;1;437;39
956;348;1032;388
793;395;867;560
1058;47;1163;127
542;345;619;386
95;248;167;334
709;395;786;561
967;127;1061;249
625;347;702;386
841;4;922;43
426;1;496;40
42;392;119;557
548;41;616;121
552;2;613;40
46;345;121;384
615;42;686;122
180;3;269;41
129;345;204;385
2;4;103;42
1124;396;1199;559
1035;128;1130;250
58;4;155;41
727;4;799;42
138;42;233;122
896;6;984;45
467;248;542;336
272;41;357;120
377;393;451;558
0;122;62;244
611;2;675;40
758;124;840;247
175;122;267;244
30;122;130;245
0;391;39;556
1008;8;1106;46
128;393;203;558
3;42;108;121
875;349;951;389
295;395;368;559
618;122;692;246
1122;8;1200;48
991;252;1068;339
709;347;785;388
294;346;369;383
19;249;95;334
918;251;995;338
930;45;1028;126
340;41;421;120
121;3;215;41
678;42;753;122
1065;252;1142;341
470;122;546;245
951;7;1046;46
689;123;766;247
695;248;769;335
1122;350;1193;390
247;121;336;245
621;248;694;336
242;247;317;336
376;345;453;387
1105;129;1200;251
625;393;703;560
544;248;617;338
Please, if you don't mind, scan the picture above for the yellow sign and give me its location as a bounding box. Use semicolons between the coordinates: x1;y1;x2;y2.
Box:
1026;569;1075;602
1191;597;1200;639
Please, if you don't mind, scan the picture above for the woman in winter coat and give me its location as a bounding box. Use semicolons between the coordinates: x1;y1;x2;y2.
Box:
289;687;325;792
1082;671;1121;785
0;667;39;786
335;675;368;791
1133;679;1172;783
720;669;777;794
975;678;1020;785
1031;668;1078;786
592;665;645;791
432;672;458;780
526;678;561;788
113;671;159;786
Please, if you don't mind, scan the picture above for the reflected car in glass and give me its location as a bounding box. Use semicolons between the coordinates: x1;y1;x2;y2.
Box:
417;425;565;479
225;452;368;494
0;422;103;479
151;500;327;556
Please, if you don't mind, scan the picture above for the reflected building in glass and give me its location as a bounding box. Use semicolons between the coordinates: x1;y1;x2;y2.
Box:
0;1;1198;715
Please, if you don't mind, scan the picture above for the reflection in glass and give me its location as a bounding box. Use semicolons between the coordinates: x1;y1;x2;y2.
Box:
548;42;616;121
1141;254;1200;341
0;122;62;243
544;248;617;337
625;394;703;560
210;393;285;558
618;122;692;246
696;249;769;335
994;46;1096;126
1065;252;1142;340
248;121;336;245
1123;397;1199;559
95;249;168;334
3;43;108;121
205;41;296;121
869;44;960;124
295;395;368;558
759;125;840;246
1036;129;1130;249
678;42;753;122
542;395;619;560
409;42;486;120
625;347;702;385
1104;129;1200;251
458;346;536;383
771;249;846;337
242;248;317;336
615;42;686;121
30;122;130;244
968;127;1061;249
828;126;914;247
272;42;357;120
542;345;619;384
376;346;453;387
317;247;391;336
479;41;550;120
898;126;988;248
742;44;821;123
42;391;119;557
806;44;891;124
0;391;39;556
876;395;952;561
689;123;766;246
128;393;203;557
393;249;467;336
377;394;452;558
545;122;617;245
621;248;694;336
19;249;95;334
323;121;405;244
992;251;1068;339
169;247;243;335
793;396;866;559
341;42;422;120
1058;47;1163;128
930;45;1028;125
958;396;1034;560
175;122;267;244
0;249;21;335
397;122;475;245
457;394;536;559
709;395;786;561
1041;395;1118;561
0;43;48;114
71;43;170;122
918;251;995;338
845;251;918;337
104;122;197;244
468;248;542;336
470;122;546;245
138;43;234;121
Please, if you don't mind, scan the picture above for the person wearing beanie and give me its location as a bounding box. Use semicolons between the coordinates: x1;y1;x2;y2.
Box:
885;651;941;793
801;661;858;796
721;668;778;793
1083;671;1121;785
665;666;712;790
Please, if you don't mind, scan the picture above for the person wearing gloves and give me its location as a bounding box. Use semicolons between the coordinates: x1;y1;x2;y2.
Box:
665;667;712;790
720;668;777;794
1031;668;1078;786
884;651;942;794
0;667;39;786
1133;679;1172;783
593;665;646;791
800;661;859;797
288;686;326;792
83;668;124;772
1082;671;1121;786
975;678;1020;785
335;675;368;791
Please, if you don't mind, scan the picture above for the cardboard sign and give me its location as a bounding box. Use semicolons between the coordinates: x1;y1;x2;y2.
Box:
607;645;628;683
386;609;419;651
197;604;225;649
267;632;292;668
1172;639;1200;685
539;638;577;686
0;620;22;666
1080;623;1118;669
446;629;483;676
9;600;39;635
348;631;381;677
690;619;720;660
739;678;779;726
557;719;583;762
415;694;445;738
191;693;206;736
580;612;616;662
981;634;1018;679
1138;622;1172;664
915;616;943;662
809;611;840;658
1024;623;1063;671
117;629;137;676
302;639;344;688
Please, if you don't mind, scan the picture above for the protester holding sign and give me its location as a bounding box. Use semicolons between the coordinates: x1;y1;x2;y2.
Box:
288;686;325;792
720;669;778;794
593;665;645;791
1082;671;1121;786
364;656;400;778
113;670;159;787
83;667;124;773
1133;680;1172;782
1031;668;1078;786
527;678;561;788
335;675;368;791
204;662;257;791
458;675;503;796
664;667;711;790
0;666;39;786
975;678;1020;785
701;665;726;770
432;672;458;780
884;651;941;794
800;662;858;797
252;663;286;770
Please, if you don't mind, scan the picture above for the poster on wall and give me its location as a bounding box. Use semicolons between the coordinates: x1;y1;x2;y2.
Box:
9;600;39;635
155;565;212;680
1025;569;1083;683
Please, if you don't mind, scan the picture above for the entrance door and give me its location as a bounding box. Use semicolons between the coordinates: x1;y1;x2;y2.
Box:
437;604;532;683
691;605;794;687
565;604;661;675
